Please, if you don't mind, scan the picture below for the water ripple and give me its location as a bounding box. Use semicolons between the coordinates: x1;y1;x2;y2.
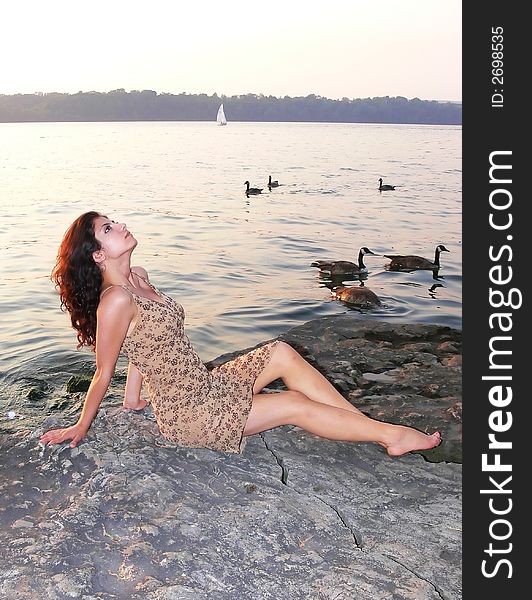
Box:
0;121;461;415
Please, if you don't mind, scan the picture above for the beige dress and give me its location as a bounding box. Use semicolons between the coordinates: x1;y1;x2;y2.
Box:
117;282;277;453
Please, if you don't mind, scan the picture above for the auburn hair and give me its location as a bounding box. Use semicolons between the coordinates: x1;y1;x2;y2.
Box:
51;211;103;349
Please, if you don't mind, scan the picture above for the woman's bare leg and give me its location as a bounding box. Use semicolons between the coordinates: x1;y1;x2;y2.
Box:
254;341;363;415
243;390;441;456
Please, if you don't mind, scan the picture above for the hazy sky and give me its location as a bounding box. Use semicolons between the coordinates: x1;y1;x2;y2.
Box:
2;0;461;101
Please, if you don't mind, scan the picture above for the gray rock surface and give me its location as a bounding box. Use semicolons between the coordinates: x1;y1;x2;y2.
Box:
0;317;462;599
211;317;462;464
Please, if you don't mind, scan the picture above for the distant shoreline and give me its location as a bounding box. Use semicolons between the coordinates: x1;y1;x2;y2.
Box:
0;90;462;126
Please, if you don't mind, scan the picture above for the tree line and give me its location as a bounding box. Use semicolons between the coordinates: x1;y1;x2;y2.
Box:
0;90;461;125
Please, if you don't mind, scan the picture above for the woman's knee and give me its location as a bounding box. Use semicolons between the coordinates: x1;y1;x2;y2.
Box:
283;390;312;421
272;341;301;369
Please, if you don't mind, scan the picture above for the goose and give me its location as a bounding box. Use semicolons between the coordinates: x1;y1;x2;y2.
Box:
311;246;376;275
331;281;382;308
378;178;395;191
244;181;263;195
385;244;450;271
268;175;280;188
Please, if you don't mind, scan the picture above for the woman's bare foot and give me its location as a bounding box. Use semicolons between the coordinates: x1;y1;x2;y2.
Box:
123;398;148;411
384;426;441;457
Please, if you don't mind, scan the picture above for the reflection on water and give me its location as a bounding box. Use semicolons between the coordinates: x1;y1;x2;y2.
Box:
0;121;461;419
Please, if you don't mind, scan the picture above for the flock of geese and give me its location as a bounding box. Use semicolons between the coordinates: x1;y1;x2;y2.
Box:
312;244;450;309
244;176;279;196
245;176;395;196
243;175;450;309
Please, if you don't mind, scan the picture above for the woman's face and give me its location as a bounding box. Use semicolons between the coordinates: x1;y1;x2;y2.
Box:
92;215;137;262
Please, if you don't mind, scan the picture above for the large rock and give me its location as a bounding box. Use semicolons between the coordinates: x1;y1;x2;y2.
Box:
0;317;462;599
211;317;462;464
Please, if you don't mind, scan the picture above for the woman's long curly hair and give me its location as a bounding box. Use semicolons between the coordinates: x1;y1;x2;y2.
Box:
51;211;104;350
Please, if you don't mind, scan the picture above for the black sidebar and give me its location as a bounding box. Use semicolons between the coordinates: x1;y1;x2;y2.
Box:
463;3;527;598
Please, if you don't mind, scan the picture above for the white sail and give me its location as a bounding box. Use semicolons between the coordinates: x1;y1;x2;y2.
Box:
216;103;227;126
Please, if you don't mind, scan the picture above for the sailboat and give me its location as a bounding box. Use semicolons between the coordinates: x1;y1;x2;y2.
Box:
216;103;227;126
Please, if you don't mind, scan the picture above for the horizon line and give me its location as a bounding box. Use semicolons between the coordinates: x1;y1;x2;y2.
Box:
0;89;462;104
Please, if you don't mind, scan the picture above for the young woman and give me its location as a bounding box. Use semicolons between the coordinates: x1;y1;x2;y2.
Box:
40;212;441;455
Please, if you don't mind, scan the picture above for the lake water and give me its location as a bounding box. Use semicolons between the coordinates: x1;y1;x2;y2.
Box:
0;121;461;429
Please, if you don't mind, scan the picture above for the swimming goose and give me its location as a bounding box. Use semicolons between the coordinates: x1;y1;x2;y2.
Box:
331;282;382;308
378;178;395;191
268;175;280;188
385;244;450;270
311;247;376;275
244;181;263;195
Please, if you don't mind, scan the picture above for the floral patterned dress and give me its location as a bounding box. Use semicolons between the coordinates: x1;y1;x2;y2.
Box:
118;283;277;453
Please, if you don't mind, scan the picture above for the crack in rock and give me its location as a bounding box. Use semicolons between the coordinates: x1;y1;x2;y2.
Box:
312;496;363;549
383;553;446;600
260;432;289;484
259;433;362;550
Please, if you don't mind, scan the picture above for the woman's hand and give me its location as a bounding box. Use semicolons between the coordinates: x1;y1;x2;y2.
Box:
123;397;148;411
39;422;89;448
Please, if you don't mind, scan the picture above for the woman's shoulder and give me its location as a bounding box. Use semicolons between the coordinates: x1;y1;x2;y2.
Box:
97;287;136;332
131;265;149;281
98;285;135;311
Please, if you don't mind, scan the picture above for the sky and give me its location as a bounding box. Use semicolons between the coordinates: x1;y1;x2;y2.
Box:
2;0;461;101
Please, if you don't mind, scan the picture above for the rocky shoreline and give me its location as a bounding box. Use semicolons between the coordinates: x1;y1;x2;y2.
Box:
0;316;462;599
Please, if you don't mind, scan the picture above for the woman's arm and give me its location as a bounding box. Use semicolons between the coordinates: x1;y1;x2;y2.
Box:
40;289;136;447
123;361;147;410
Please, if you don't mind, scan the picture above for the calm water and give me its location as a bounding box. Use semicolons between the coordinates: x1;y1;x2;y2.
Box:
0;121;461;426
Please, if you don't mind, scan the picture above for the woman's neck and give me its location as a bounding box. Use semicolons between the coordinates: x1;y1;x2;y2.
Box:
101;260;136;288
